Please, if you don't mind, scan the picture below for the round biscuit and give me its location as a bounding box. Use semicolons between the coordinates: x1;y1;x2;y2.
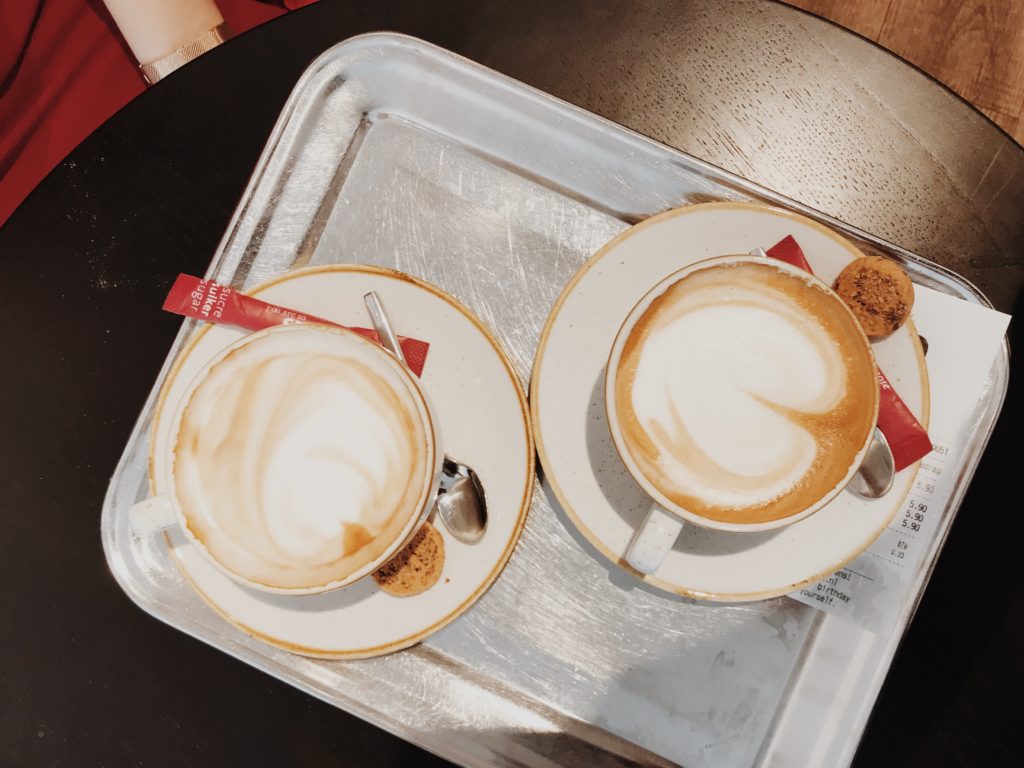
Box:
833;256;914;339
372;521;445;597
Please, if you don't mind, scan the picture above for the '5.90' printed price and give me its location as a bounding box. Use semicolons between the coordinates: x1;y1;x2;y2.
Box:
901;501;927;533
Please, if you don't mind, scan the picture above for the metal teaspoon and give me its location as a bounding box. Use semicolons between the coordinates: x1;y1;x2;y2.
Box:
363;291;488;543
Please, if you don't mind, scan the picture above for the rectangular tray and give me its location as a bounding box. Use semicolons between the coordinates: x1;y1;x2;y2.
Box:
102;34;1009;768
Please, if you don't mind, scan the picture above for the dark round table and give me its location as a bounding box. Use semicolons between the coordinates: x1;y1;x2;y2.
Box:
2;1;1020;766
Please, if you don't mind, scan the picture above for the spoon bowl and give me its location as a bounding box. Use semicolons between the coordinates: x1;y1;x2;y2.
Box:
846;427;896;500
434;457;487;544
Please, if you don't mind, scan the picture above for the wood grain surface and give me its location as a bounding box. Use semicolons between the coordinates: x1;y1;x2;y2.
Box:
789;0;1024;142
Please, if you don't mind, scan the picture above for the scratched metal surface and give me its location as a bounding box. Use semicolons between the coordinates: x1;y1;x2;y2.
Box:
102;35;1006;768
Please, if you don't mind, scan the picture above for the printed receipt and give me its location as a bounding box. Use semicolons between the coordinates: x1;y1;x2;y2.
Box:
791;285;1010;631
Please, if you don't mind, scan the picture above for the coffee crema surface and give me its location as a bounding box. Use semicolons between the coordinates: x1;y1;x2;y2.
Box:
174;327;434;590
613;261;877;525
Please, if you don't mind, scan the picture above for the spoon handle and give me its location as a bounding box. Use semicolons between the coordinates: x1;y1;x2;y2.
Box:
363;290;489;542
364;291;408;366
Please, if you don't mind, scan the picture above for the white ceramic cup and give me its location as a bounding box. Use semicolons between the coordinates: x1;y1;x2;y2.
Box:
605;254;879;575
131;324;442;595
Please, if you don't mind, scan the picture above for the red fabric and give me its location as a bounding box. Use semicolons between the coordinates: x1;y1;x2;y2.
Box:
0;1;318;228
766;235;933;471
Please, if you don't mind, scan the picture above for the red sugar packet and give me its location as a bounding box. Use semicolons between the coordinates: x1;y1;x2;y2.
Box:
766;237;932;471
163;274;430;377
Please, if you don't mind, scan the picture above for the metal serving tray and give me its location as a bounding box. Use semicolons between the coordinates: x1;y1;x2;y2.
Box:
102;34;1008;768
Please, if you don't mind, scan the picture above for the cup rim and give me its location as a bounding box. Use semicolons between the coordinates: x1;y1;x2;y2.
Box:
604;253;880;533
159;322;442;595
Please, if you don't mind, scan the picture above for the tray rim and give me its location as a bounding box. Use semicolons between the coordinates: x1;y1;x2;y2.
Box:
341;35;1002;311
100;31;1011;768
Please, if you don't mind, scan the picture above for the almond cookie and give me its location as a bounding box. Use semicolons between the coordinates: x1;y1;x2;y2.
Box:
833;256;914;339
372;522;445;597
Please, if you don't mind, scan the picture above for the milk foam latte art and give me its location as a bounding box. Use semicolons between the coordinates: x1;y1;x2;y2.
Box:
172;325;437;591
611;258;877;526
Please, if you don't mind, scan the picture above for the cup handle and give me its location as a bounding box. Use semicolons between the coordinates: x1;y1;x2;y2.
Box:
129;495;176;537
625;502;684;575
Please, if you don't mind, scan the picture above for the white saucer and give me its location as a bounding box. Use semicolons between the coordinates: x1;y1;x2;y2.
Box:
151;265;533;657
531;202;930;601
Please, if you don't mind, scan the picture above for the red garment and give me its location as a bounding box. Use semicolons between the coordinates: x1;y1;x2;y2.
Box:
0;1;318;227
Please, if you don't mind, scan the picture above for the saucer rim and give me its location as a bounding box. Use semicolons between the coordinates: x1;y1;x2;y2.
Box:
152;263;534;657
530;201;930;602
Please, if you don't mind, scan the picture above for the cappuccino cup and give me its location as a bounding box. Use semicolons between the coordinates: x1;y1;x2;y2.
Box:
605;254;879;575
132;324;442;595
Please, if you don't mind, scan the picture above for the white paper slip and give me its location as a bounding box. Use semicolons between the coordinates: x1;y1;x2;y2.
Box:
791;284;1010;630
